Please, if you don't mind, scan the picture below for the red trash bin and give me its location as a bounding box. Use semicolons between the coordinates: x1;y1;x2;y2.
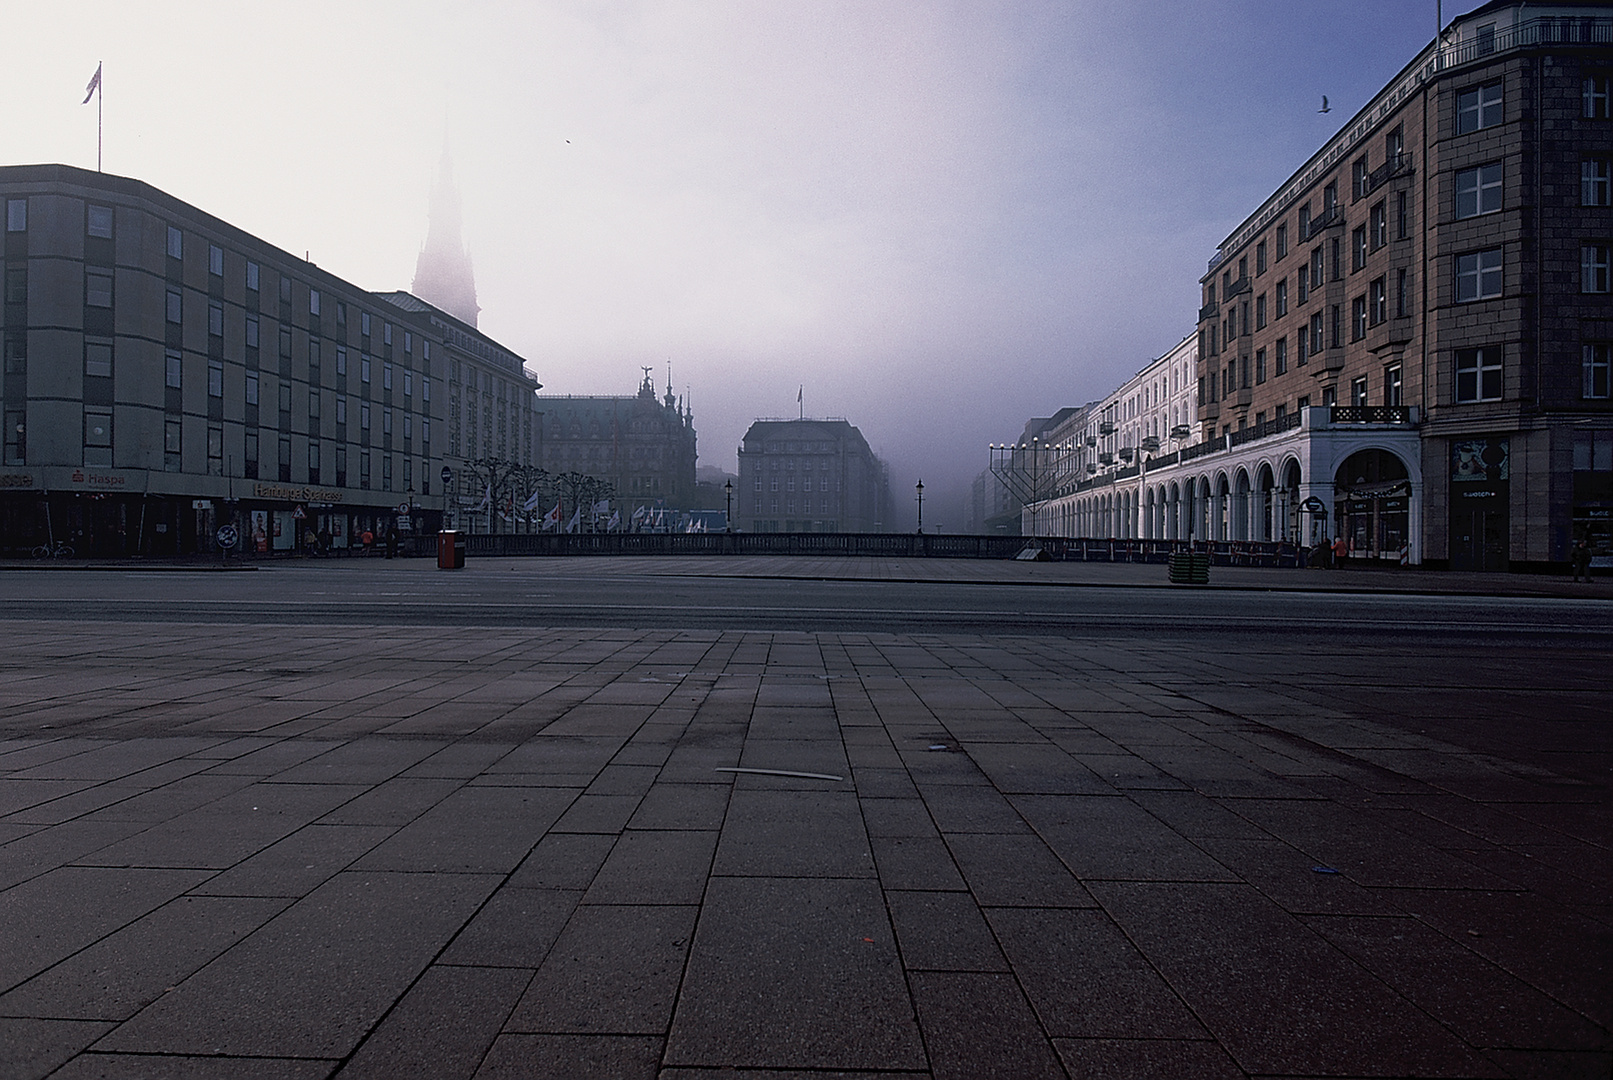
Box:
437;530;465;569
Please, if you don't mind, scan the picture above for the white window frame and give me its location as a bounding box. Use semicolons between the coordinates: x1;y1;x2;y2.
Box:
1456;248;1503;302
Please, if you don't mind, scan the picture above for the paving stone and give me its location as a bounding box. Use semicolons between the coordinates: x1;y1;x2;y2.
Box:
860;797;939;837
474;1033;662;1079
336;964;530;1079
438;886;581;967
353;786;575;873
711;788;874;878
1051;1037;1246;1079
665;876;924;1070
870;835;966;891
908;970;1066;1079
0;895;289;1020
886;889;1007;971
1091;880;1503;1077
919;784;1034;834
94;871;499;1059
627;782;730;830
316;776;464;826
505;903;696;1034
986;906;1205;1039
584;829;717;904
549;792;642;833
49;1053;335;1079
0;867;209;993
507;832;617;891
191;824;394;897
1194;836;1394;915
1011;794;1237;882
944;832;1096;907
0;1017;113;1080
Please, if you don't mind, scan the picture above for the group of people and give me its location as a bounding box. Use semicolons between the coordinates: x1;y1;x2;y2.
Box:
300;526;400;558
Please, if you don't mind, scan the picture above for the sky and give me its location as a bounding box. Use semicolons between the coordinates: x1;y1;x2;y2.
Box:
1;0;1486;528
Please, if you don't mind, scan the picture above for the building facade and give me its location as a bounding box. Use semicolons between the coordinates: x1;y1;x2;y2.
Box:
1187;2;1613;569
737;418;891;532
536;371;698;523
0;164;538;555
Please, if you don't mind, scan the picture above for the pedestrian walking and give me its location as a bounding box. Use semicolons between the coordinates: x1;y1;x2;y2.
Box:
1332;534;1349;568
1570;538;1592;581
385;525;398;559
361;529;374;556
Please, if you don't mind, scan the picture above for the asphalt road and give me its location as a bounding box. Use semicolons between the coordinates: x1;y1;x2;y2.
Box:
0;561;1607;644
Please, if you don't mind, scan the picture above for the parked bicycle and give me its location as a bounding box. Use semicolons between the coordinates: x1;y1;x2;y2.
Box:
30;540;74;559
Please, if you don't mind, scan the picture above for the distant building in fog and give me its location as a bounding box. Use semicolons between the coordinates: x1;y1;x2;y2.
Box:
536;370;698;519
738;417;891;532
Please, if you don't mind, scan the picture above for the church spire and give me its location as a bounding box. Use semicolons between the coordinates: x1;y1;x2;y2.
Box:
411;147;480;327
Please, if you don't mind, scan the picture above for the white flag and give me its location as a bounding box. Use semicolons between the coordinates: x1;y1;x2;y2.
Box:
475;484;492;512
566;507;581;533
543;501;561;529
521;488;542;513
82;62;102;105
607;510;621;531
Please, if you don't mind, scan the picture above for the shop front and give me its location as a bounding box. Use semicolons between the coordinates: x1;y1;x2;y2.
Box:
1448;436;1510;572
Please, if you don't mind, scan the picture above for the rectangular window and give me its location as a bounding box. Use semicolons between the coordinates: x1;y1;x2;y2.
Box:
336;395;346;424
85;270;112;308
1321;386;1337;407
383;322;393;346
1585;343;1612;399
279;435;292;482
307;440;320;480
1299;205;1311;239
1255;347;1267;384
245;370;258;406
208;244;223;276
1255;294;1267;330
6;199;26;232
309;289;320;317
166;225;183;259
1297;325;1309;363
383;362;393;391
4;409;24;465
87;205;113;238
1396;191;1408;239
1275;278;1288;317
1370;202;1387;248
361;311;371;338
360;450;371;489
279;328;291;359
361;355;371;384
1352;376;1369;407
1455;347;1502;402
1256;240;1267;275
246;261;259;292
278;382;291;415
336;345;347;376
86;410;114;467
163;419;180;454
1457;248;1503;301
208;359;223;398
1457;81;1503;133
165;349;182;389
166;289;181;323
208;299;223;337
1384;364;1403;406
1369;276;1386;325
1310;247;1324;290
84;340;112;379
308;338;320;374
1276;224;1288;259
1351;296;1368;341
1275;336;1287;375
1352;225;1368;271
403;371;412;397
1297;265;1309;304
208;423;223;474
245;314;259;349
382;455;392;490
245;430;258;473
1330;237;1342;281
1455;163;1503;218
279;275;291;304
1582;244;1611;293
403;414;412;441
1585;160;1612;206
361;402;371;430
1352;156;1369;200
3;337;23;375
404;330;413;354
337;301;347;326
309;389;320;419
1396;268;1410;318
1585;76;1611;119
1323;182;1338;212
422;376;431;403
1329;305;1342;349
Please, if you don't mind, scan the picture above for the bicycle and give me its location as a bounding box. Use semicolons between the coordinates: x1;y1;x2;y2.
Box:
30;540;74;559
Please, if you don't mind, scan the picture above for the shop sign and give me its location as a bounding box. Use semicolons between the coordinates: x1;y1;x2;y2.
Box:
69;468;128;488
0;472;35;489
192;500;212;510
252;482;344;503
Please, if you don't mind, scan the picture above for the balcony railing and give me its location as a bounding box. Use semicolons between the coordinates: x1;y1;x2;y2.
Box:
1223;275;1251;299
1227;410;1303;448
1356;152;1414;200
1329;405;1416;424
1198;300;1219;321
1304;205;1341;238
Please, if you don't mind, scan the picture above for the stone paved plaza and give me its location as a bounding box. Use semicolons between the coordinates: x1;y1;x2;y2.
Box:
0;561;1608;1078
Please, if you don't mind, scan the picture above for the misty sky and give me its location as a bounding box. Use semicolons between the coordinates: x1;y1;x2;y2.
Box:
2;0;1481;526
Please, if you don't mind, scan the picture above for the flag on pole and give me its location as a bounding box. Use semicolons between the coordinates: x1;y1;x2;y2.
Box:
607;510;621;532
543;501;561;530
83;62;102;105
565;507;581;533
475;484;491;513
521;488;542;513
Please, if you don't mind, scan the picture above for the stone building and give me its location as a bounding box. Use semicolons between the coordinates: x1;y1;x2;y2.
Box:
535;370;698;522
737;417;891;532
1187;1;1613;569
0;164;537;555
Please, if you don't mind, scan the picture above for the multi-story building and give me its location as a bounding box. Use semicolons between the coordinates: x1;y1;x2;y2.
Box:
0;164;538;555
737;417;891;532
535;370;698;522
1017;333;1199;538
1186;2;1613;569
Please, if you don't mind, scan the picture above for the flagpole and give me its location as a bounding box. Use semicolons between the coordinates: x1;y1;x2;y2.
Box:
97;64;102;172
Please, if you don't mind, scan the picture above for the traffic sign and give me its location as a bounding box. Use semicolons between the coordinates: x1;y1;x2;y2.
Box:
215;525;239;549
440;466;452;486
397;503;411;515
292;505;306;520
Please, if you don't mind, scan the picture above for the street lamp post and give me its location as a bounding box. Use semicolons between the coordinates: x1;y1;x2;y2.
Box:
915;479;924;534
724;478;733;531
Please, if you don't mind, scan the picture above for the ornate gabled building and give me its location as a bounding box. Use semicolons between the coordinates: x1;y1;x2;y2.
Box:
535;370;698;520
